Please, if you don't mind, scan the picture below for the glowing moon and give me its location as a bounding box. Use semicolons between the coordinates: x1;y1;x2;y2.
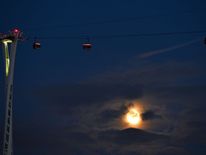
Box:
126;108;141;125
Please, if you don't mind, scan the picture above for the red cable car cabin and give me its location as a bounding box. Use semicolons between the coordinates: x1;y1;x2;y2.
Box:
33;42;41;49
82;43;92;49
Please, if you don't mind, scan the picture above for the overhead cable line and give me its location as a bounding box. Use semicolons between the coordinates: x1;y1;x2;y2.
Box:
31;30;206;40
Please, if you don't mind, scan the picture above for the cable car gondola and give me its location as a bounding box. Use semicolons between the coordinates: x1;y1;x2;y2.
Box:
82;37;92;50
82;43;92;49
33;40;41;49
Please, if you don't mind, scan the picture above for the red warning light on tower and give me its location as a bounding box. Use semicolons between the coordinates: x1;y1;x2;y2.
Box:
10;28;22;38
13;28;19;33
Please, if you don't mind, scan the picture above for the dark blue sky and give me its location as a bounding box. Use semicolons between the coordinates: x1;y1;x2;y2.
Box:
1;0;206;155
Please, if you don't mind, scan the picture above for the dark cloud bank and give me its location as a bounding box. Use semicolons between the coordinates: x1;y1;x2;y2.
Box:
21;60;206;155
1;58;205;155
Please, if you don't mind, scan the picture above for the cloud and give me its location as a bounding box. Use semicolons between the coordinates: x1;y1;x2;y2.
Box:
138;39;201;59
13;119;206;155
141;110;162;121
156;147;189;155
13;122;171;155
96;103;128;123
35;83;143;108
26;55;206;155
30;59;206;134
98;128;169;145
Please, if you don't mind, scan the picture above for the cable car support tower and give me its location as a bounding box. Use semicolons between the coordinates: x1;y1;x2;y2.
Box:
0;29;22;155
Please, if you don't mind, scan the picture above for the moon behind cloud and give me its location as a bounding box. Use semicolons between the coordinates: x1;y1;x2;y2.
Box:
125;108;141;127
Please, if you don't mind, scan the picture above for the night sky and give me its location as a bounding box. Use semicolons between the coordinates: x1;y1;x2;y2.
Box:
1;0;206;155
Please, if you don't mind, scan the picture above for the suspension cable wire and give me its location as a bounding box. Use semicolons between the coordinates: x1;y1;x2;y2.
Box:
89;30;206;39
28;29;206;41
21;8;206;41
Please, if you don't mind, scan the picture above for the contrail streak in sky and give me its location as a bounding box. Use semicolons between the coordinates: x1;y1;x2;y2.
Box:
139;38;202;59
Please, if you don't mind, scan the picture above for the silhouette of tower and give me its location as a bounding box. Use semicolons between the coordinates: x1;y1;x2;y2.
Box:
0;28;22;155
